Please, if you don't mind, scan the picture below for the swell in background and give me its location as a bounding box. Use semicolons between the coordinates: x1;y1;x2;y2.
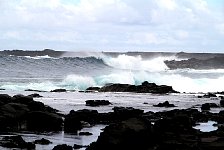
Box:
0;52;224;93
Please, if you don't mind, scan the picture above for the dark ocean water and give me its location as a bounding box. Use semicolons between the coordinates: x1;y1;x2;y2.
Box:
1;51;224;150
0;52;224;92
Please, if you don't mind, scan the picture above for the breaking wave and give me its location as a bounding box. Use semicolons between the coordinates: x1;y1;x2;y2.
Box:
0;53;224;93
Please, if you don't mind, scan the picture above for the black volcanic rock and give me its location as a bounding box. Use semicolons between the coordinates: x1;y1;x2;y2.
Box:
64;107;145;133
25;89;46;92
220;99;224;107
28;93;43;98
0;135;35;149
85;87;100;92
98;81;178;94
202;93;217;98
85;100;111;107
87;111;198;150
87;108;224;150
51;89;67;92
201;103;210;111
34;138;52;145
153;101;176;107
164;56;224;69
73;144;88;149
99;84;131;92
64;110;90;133
12;94;33;104
0;93;62;132
0;49;64;57
79;132;93;136
25;111;63;131
0;94;12;105
113;106;144;117
52;144;73;150
87;117;153;150
175;52;224;60
201;103;219;111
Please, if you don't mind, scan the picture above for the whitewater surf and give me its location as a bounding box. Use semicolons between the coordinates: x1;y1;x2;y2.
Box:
0;50;224;93
1;50;224;150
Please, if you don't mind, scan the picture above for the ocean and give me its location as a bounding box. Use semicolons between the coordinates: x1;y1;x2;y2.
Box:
0;51;224;93
0;51;224;149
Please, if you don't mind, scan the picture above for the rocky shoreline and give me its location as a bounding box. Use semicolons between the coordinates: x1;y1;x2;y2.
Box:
0;82;224;149
164;56;224;69
86;81;178;94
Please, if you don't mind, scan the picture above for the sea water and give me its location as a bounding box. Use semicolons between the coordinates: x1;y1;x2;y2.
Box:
0;53;224;93
0;52;224;149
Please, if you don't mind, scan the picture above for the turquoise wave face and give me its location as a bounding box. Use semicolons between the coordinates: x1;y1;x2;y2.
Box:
1;54;224;93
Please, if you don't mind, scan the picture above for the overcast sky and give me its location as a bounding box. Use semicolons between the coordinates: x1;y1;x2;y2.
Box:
0;0;223;52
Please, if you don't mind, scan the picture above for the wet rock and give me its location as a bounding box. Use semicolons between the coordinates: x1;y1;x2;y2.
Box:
27;101;45;111
153;101;176;107
217;110;224;123
85;87;100;92
98;81;178;94
87;108;224;150
1;103;29;117
85;100;111;107
52;144;73;150
34;138;52;145
0;94;12;105
25;89;46;92
216;91;224;95
0;103;29;131
220;99;224;107
28;93;43;98
87;117;153;150
12;94;33;104
154;115;195;133
88;111;201;150
202;93;217;98
0;135;35;149
200;137;224;150
64;110;84;133
73;144;88;149
164;56;224;69
201;103;219;111
99;83;131;92
201;103;211;111
0;49;64;57
79;132;93;136
51;89;67;92
198;95;203;98
138;81;178;94
90;107;145;125
112;107;144;120
25;111;63;131
64;109;99;128
64;107;145;132
0;93;62;132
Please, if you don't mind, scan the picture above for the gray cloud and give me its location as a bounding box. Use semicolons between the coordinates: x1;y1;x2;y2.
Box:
0;0;223;52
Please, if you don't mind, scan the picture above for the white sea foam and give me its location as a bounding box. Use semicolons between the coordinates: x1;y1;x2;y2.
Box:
62;51;106;58
23;55;56;59
102;54;172;72
1;54;224;93
61;74;96;90
1;71;224;93
0;81;59;91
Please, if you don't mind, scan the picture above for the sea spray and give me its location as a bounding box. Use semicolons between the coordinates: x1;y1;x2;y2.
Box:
0;53;224;93
103;54;170;72
61;74;96;90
